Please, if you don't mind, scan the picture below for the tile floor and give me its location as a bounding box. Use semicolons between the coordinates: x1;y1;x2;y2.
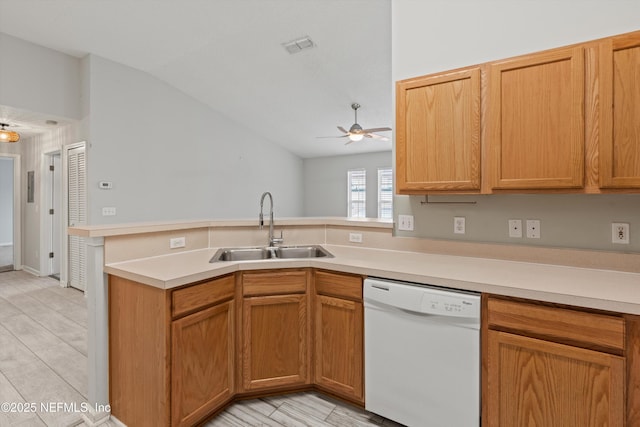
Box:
0;271;403;427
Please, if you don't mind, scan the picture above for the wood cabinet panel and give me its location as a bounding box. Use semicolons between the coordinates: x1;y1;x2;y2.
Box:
315;270;362;301
487;47;585;189
599;32;640;188
487;330;624;427
396;67;481;193
172;274;234;318
243;270;307;296
487;297;625;353
172;301;234;427
242;294;309;390
109;276;171;427
314;294;363;403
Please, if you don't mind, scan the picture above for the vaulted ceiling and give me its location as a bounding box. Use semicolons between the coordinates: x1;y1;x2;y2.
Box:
0;0;392;158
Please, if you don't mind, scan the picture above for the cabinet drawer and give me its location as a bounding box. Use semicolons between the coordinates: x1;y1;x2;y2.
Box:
243;270;307;297
487;297;625;353
172;275;235;318
315;271;362;301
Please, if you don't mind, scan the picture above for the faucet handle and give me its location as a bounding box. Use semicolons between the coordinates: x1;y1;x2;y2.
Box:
271;230;284;245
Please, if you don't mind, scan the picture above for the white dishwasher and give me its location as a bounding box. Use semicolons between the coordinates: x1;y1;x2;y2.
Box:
364;278;481;427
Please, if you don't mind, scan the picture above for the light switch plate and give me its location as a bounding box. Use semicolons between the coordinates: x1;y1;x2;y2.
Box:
398;215;414;231
526;219;541;239
102;207;116;216
508;219;523;238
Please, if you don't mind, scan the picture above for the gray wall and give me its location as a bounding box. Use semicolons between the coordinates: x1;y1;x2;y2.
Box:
392;0;640;253
84;55;304;224
304;151;392;218
0;33;81;119
0;158;13;245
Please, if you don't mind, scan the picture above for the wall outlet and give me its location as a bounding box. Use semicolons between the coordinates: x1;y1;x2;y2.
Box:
454;217;466;234
349;233;363;243
612;223;630;244
508;219;523;238
170;237;186;249
526;219;541;239
102;207;116;216
398;215;414;231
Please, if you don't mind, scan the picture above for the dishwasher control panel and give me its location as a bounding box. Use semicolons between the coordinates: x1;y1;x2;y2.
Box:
364;278;480;319
421;293;480;318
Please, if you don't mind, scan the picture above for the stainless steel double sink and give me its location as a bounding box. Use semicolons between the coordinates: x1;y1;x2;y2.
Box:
210;245;333;262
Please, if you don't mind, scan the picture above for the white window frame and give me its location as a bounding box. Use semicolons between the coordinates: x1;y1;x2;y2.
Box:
377;167;393;220
347;169;366;218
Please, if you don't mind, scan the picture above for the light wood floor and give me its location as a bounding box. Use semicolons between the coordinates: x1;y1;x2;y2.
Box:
0;271;404;427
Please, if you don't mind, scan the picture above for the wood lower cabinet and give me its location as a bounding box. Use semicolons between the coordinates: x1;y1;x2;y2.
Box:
484;295;630;427
171;300;234;427
239;269;310;391
313;270;364;403
109;274;235;427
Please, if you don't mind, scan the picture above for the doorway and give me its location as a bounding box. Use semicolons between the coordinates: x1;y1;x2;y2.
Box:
0;154;21;272
0;158;14;271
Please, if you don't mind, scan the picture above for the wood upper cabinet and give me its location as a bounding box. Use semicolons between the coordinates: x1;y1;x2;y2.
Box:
484;296;626;427
487;47;585;190
313;270;364;403
240;270;310;391
396;67;481;193
599;32;640;188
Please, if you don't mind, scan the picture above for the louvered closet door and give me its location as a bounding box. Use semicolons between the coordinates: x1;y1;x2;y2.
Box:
67;145;86;291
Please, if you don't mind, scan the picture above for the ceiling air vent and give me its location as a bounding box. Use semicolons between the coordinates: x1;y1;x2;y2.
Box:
282;36;315;54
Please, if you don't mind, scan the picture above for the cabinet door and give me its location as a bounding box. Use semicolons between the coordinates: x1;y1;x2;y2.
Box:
172;301;234;427
242;294;309;390
487;47;585;189
396;67;481;193
314;294;363;402
487;330;624;427
599;33;640;188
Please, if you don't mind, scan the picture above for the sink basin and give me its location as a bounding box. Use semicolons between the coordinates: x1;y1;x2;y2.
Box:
275;246;333;259
210;245;333;262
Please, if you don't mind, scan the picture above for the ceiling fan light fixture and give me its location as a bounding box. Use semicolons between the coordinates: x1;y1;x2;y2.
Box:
0;123;20;143
348;133;364;142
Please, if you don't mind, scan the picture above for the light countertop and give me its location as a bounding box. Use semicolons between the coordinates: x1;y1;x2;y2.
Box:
105;244;640;315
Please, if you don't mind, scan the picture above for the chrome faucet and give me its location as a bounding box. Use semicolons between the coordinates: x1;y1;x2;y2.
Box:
259;191;283;247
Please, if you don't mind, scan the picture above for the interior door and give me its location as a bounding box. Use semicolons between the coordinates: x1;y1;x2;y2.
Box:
50;153;62;277
67;145;86;291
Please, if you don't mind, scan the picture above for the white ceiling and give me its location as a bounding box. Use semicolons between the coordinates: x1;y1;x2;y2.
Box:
0;0;392;158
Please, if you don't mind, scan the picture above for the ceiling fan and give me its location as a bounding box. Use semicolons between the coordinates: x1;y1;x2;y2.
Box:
319;103;391;144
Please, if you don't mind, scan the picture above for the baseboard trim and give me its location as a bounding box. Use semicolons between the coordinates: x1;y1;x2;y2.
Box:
21;265;40;276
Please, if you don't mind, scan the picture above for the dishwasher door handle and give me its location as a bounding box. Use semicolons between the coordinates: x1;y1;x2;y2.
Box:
371;284;390;291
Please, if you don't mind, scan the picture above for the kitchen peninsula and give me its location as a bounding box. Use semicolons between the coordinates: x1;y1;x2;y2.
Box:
69;218;640;426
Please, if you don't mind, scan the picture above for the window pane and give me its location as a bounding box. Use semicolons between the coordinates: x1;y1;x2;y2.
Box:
348;169;366;218
377;168;393;219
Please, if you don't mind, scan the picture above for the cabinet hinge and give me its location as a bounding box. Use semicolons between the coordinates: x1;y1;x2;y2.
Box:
49;208;54;215
49;165;55;172
49;252;54;259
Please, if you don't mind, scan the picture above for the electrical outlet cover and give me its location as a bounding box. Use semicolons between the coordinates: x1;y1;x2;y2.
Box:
612;223;630;244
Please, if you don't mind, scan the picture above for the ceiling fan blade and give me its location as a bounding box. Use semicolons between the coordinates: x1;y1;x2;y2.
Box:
365;133;390;141
316;135;349;139
337;126;349;134
359;127;392;133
